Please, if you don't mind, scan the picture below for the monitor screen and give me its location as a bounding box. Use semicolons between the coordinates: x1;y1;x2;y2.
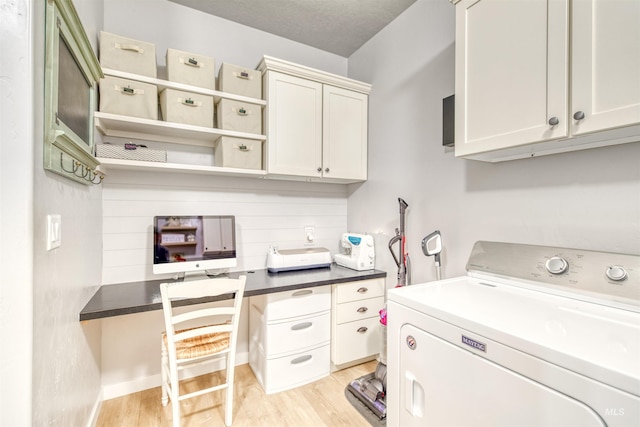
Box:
153;215;237;276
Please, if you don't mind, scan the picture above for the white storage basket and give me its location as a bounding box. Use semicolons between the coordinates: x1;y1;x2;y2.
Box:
99;76;158;120
214;137;263;170
216;99;262;134
159;88;214;128
166;48;215;90
96;143;166;162
99;31;157;78
218;63;262;99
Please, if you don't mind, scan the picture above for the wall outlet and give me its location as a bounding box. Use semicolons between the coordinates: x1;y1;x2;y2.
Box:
47;214;61;251
304;226;315;245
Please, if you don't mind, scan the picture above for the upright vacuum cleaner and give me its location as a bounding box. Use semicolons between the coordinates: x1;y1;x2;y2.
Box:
347;198;410;420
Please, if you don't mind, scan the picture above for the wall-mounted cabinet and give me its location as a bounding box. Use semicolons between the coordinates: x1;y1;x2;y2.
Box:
452;0;640;162
259;56;371;183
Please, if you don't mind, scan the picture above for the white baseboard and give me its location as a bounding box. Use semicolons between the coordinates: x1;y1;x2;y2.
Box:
86;389;103;427
102;351;249;400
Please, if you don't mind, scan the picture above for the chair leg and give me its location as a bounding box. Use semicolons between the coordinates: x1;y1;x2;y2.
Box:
225;354;235;427
170;362;181;427
161;344;169;406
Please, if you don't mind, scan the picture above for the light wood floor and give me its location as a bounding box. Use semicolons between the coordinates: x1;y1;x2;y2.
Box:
96;361;377;427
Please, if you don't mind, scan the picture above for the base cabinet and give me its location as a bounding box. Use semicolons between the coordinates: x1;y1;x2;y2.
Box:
331;278;385;368
248;286;331;394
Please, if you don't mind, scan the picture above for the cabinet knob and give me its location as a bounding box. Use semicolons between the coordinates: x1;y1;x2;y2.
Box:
324;167;330;173
357;326;368;334
317;167;322;172
573;111;585;121
548;116;559;126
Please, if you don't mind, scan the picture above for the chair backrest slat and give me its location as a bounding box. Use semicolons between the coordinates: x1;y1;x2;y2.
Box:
160;276;246;357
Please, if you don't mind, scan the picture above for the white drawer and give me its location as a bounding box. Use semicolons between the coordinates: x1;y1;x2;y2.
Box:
100;31;157;78
250;286;331;321
334;278;385;304
214;137;263;170
250;343;330;394
159;88;214;128
250;307;330;357
332;317;381;366
216;99;262;134
166;48;215;90
218;63;262;99
99;76;158;120
335;296;384;324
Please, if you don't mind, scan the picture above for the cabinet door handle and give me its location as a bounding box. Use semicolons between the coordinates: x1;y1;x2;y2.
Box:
573;111;585;120
291;355;312;365
548;116;559;126
357;287;368;294
357;307;368;313
357;326;368;334
291;322;312;331
291;289;312;297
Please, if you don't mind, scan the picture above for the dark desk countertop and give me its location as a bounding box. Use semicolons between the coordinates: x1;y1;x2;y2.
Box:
80;264;387;321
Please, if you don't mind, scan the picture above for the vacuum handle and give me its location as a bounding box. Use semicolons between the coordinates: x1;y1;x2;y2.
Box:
388;234;401;268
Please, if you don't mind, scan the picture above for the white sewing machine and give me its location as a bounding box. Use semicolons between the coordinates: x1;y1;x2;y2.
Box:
334;233;375;271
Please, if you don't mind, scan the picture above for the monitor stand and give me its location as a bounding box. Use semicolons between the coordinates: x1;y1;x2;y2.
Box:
173;269;229;282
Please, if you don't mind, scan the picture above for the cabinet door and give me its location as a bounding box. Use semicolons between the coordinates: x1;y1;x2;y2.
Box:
322;85;368;180
571;0;640;135
264;71;323;177
454;0;568;157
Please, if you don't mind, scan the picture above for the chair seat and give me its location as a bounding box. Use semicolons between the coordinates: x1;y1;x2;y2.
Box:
163;327;230;360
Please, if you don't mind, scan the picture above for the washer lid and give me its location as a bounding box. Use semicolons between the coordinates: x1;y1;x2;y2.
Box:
387;276;640;397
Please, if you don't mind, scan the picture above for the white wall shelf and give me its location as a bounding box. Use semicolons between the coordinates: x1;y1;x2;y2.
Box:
102;68;267;106
95;112;266;147
96;156;267;178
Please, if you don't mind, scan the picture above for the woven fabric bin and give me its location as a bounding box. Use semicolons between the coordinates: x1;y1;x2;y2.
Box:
214;137;262;170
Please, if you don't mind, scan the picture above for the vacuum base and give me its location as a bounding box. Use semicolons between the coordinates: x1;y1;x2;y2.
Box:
347;372;386;419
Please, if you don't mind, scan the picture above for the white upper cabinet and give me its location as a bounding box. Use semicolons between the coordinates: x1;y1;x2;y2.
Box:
263;72;324;178
454;0;568;156
452;0;640;162
571;0;640;136
259;56;371;183
322;85;368;181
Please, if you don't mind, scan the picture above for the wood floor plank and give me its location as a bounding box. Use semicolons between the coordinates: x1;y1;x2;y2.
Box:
96;361;378;426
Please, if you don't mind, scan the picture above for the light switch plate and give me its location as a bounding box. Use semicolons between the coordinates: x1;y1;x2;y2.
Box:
304;226;315;245
47;214;61;251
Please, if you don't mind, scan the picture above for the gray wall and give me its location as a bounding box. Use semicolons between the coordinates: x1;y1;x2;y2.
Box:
35;0;105;425
348;0;640;287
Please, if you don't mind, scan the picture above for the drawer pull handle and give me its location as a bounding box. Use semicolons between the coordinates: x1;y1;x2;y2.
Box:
291;322;312;331
291;355;312;365
291;289;313;297
357;307;368;313
357;326;368;334
292;289;313;297
357;287;368;294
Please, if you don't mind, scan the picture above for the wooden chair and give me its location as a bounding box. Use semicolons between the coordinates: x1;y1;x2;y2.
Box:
160;275;246;427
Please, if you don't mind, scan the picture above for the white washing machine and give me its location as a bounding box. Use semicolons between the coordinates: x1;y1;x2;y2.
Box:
387;241;640;427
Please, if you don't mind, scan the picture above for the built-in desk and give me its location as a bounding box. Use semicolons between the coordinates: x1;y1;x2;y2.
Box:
80;264;386;321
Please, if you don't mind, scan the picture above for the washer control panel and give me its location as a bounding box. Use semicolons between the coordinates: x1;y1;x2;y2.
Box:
466;241;640;311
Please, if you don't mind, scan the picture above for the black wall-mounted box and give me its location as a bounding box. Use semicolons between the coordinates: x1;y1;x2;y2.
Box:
442;94;455;147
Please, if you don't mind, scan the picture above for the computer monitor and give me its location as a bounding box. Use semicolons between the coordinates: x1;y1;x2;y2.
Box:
153;215;237;278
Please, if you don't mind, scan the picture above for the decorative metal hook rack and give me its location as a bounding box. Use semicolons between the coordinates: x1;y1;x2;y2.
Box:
60;152;104;185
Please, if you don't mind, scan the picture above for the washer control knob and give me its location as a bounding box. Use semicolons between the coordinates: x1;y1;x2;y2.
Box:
606;266;628;282
545;256;569;275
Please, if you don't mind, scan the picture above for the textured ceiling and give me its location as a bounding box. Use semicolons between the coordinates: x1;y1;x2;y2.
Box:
169;0;417;57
